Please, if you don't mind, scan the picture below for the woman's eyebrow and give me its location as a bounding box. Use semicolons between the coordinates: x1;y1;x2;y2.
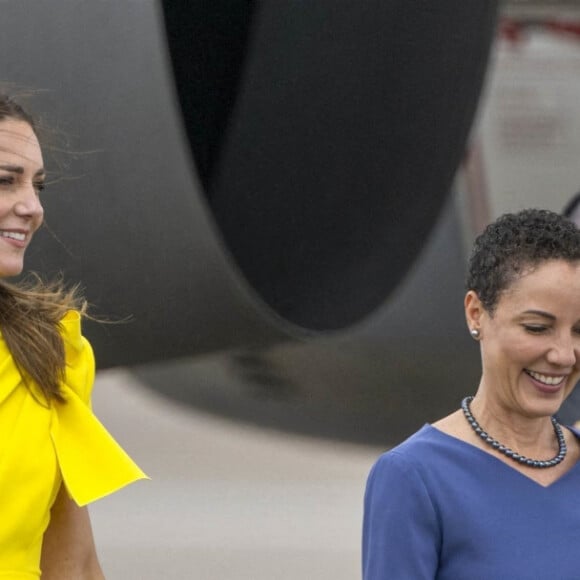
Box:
0;165;46;177
0;164;24;174
522;309;556;321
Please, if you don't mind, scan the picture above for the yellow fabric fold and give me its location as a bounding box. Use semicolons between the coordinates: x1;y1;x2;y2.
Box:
50;310;148;506
50;384;148;506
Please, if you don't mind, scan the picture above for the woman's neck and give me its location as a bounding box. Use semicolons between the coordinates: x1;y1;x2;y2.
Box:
470;390;558;455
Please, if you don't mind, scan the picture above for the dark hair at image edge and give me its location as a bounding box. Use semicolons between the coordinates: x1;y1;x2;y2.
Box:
0;92;36;128
466;208;580;314
0;93;87;402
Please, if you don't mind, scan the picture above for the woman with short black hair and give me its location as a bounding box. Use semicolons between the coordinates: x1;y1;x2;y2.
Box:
363;208;580;579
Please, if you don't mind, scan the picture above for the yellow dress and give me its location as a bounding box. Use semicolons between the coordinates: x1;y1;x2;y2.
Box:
0;311;147;579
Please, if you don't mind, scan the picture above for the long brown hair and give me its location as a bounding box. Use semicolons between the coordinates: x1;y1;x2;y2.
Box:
0;93;85;402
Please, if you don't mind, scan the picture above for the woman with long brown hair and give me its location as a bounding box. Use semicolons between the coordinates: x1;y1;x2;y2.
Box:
0;94;146;578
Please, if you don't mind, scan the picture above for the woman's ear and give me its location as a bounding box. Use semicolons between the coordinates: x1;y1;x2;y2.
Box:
465;290;484;336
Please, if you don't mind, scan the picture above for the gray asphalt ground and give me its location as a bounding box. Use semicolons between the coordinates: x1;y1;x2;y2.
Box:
88;368;381;580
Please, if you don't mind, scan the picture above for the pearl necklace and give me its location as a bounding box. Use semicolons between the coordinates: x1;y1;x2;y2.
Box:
461;396;567;469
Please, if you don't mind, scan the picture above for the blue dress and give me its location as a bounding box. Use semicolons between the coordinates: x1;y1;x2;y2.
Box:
363;424;580;579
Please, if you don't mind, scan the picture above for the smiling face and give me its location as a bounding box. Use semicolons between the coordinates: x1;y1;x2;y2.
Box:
0;118;44;277
466;259;580;419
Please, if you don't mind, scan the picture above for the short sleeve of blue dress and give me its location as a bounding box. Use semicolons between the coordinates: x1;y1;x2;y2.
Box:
363;451;440;580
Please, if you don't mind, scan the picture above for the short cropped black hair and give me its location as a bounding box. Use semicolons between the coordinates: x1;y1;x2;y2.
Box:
466;208;580;313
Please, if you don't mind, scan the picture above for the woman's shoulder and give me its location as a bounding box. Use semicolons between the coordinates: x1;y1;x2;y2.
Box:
372;424;449;471
366;426;454;510
370;413;473;478
59;310;95;405
396;411;467;454
59;310;88;350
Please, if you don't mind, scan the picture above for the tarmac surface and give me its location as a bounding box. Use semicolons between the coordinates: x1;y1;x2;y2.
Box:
89;368;382;580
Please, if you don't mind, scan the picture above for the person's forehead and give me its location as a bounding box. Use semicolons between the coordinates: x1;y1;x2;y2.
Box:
0;119;42;166
502;261;580;303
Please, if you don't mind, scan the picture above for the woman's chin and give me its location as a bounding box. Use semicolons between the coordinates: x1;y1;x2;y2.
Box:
0;261;25;279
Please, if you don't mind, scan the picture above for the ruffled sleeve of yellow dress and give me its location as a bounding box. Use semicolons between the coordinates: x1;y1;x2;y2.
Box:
49;311;148;506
